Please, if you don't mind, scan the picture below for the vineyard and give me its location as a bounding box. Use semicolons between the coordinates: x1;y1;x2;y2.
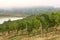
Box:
0;11;60;40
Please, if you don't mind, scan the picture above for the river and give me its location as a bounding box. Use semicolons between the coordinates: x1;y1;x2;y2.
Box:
0;17;24;24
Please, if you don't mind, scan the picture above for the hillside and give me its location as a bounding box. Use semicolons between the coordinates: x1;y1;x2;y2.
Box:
0;11;60;40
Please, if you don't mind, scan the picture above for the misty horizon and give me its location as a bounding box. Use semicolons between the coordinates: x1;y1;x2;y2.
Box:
0;0;60;9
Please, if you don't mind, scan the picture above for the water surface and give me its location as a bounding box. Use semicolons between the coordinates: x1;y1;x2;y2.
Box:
0;17;23;24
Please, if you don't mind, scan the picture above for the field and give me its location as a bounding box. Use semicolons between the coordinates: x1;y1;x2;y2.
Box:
0;13;30;17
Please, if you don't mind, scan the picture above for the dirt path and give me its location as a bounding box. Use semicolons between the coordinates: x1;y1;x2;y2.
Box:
21;34;60;40
0;33;60;40
0;36;3;40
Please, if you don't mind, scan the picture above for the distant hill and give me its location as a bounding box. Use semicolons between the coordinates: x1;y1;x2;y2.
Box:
0;6;59;15
11;7;55;14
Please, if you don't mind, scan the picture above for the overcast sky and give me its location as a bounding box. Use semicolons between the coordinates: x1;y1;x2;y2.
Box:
0;0;60;9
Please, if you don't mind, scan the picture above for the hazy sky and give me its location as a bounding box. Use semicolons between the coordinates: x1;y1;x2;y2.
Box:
0;0;60;9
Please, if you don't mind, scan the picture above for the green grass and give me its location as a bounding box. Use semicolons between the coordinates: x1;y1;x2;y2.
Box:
9;35;23;40
8;34;27;40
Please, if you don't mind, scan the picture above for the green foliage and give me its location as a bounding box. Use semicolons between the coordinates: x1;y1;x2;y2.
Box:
0;12;60;35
